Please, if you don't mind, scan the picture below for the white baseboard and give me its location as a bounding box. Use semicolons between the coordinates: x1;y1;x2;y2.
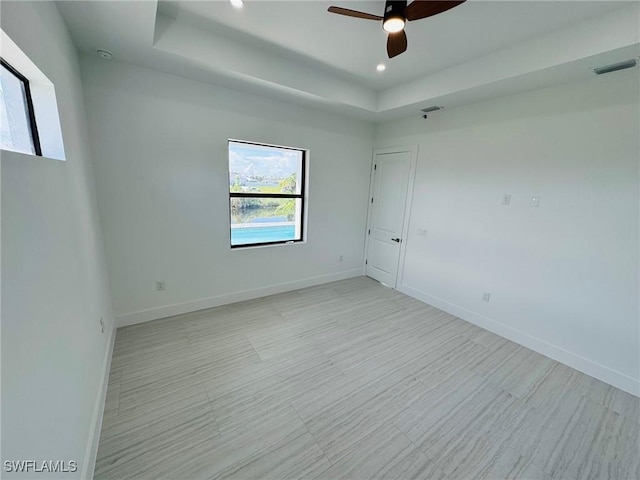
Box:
81;325;116;480
116;269;363;328
398;284;640;397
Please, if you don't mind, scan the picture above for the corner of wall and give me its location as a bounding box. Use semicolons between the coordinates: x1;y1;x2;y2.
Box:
81;325;116;479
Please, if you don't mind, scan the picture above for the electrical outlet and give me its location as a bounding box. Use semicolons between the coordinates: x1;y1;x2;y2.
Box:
99;317;104;334
156;281;165;291
416;228;427;237
502;194;511;206
530;195;541;207
482;292;491;302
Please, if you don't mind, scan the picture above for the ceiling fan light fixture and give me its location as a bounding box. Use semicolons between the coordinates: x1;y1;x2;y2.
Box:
230;0;244;9
327;0;466;58
383;0;406;33
376;63;386;72
383;17;405;33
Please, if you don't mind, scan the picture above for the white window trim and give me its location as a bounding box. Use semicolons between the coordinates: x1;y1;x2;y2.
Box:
1;29;66;161
228;138;309;250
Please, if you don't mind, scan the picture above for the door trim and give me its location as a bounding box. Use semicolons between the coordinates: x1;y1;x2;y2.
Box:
363;145;418;288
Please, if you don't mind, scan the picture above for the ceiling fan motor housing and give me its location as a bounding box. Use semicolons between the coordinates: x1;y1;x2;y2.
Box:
384;1;408;25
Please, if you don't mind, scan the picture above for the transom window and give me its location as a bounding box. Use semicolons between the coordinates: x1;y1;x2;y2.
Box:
0;58;41;156
229;140;306;248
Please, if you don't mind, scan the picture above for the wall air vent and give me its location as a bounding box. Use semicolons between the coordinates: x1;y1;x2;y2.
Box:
593;59;637;75
420;106;443;113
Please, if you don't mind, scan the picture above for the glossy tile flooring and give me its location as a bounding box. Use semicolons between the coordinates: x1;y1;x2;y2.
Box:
95;277;639;479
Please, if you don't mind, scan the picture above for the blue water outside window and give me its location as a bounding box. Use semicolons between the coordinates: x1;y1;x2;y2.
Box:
229;140;306;248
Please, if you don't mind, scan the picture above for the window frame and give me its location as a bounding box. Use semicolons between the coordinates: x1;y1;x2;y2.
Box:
1;57;42;156
0;57;42;157
228;139;306;249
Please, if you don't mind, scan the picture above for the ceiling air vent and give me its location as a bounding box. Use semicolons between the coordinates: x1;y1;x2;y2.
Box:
420;106;443;119
593;59;637;75
420;106;443;113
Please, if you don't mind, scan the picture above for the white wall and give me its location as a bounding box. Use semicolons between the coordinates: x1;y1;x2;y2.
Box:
80;57;374;325
1;2;115;478
376;69;640;395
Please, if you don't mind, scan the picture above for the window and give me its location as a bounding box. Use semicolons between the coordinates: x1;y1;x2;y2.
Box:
0;58;41;156
229;140;306;248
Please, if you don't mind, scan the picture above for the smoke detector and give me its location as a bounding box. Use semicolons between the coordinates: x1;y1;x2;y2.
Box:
96;49;113;60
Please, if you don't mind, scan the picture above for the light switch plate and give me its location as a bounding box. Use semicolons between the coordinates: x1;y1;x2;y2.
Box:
530;195;541;207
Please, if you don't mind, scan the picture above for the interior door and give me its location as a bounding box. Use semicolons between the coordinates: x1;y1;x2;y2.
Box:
365;150;411;287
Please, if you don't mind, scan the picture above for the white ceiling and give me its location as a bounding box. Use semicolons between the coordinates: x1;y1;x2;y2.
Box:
56;0;640;121
161;1;627;90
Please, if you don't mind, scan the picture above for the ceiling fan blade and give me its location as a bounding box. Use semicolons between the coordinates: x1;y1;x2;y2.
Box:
404;0;466;21
327;6;383;21
387;30;407;58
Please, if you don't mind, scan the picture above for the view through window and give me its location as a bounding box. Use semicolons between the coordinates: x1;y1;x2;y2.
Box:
0;58;41;156
229;140;305;247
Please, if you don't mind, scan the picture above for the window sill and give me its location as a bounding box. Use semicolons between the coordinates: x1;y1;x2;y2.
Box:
1;148;65;162
230;240;307;251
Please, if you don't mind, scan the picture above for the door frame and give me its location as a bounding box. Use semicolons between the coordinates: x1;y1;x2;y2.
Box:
363;145;418;288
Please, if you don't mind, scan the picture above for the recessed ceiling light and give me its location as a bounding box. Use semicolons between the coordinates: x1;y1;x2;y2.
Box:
230;0;244;9
376;63;386;72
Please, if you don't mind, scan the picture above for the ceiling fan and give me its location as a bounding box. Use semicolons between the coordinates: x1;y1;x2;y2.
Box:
328;1;466;58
